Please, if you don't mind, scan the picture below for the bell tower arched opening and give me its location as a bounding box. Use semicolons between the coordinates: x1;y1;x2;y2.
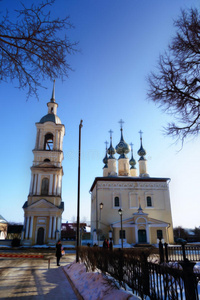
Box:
44;133;54;150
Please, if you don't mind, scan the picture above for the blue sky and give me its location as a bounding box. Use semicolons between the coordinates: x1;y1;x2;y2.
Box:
1;0;200;229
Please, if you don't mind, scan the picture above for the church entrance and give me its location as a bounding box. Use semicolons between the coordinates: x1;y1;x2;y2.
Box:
138;229;147;243
37;227;44;245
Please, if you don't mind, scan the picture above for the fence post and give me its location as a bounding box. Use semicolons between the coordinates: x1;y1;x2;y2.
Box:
164;243;168;263
159;240;164;263
141;252;150;297
181;243;186;261
118;250;124;283
180;261;198;300
48;258;50;269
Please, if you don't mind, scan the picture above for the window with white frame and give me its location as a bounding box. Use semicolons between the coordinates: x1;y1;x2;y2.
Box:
114;196;120;207
146;196;152;207
145;194;154;207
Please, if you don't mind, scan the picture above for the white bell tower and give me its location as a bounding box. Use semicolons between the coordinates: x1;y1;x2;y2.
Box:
22;81;65;246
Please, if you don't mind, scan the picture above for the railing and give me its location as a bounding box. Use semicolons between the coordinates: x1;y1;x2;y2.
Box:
160;242;200;263
79;247;200;300
167;245;200;262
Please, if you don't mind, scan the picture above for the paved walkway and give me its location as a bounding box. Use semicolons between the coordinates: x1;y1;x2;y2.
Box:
0;253;78;299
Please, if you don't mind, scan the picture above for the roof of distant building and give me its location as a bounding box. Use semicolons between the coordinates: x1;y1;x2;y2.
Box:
0;215;8;224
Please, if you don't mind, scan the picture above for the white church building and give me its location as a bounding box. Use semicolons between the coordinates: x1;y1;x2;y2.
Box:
21;82;65;246
90;121;174;246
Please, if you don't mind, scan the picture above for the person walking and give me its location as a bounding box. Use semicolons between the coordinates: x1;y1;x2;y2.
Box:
56;240;62;266
109;238;113;251
103;238;108;249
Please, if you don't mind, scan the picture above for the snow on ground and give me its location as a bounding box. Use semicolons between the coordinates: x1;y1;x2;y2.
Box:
64;262;142;300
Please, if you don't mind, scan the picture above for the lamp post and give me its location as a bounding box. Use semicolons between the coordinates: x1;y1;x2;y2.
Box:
99;202;103;244
118;208;123;249
76;120;83;263
99;202;104;221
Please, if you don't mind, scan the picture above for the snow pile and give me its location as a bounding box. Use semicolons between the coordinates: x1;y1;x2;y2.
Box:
194;262;200;272
64;262;141;300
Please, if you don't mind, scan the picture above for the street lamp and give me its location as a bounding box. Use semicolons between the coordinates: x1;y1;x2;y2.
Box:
99;202;104;244
99;202;104;221
118;208;123;249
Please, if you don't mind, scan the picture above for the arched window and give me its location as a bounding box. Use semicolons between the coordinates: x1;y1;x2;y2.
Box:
44;159;50;162
114;196;120;207
41;178;49;195
44;133;53;150
146;196;152;207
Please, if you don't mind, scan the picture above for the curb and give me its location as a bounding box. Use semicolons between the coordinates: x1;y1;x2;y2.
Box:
62;267;84;300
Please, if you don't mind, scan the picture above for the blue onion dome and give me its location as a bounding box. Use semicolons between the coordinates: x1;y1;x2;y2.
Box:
137;143;146;157
107;130;116;158
137;130;146;160
130;156;136;168
103;141;108;168
115;128;131;159
103;152;108;165
107;141;116;158
129;144;136;169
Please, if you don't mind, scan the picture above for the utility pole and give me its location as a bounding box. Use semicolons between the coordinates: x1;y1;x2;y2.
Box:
76;120;83;263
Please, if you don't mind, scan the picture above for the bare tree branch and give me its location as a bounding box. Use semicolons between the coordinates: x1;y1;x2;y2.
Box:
0;0;78;98
147;8;200;142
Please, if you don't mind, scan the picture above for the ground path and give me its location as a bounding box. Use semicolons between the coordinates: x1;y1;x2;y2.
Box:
0;250;78;299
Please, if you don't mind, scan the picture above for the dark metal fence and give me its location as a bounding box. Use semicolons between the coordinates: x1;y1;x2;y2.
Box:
162;243;200;262
79;247;200;300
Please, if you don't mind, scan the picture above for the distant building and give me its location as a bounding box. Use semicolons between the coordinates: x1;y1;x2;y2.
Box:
90;123;174;246
21;82;65;246
61;223;87;241
7;225;23;240
0;215;8;240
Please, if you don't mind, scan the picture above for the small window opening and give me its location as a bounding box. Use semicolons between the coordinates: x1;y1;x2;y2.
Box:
114;196;120;207
147;196;152;207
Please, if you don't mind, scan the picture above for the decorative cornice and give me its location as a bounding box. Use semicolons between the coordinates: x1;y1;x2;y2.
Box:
96;181;168;190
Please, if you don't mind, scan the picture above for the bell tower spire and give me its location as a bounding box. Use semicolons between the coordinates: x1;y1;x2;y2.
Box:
51;79;56;102
47;80;58;116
